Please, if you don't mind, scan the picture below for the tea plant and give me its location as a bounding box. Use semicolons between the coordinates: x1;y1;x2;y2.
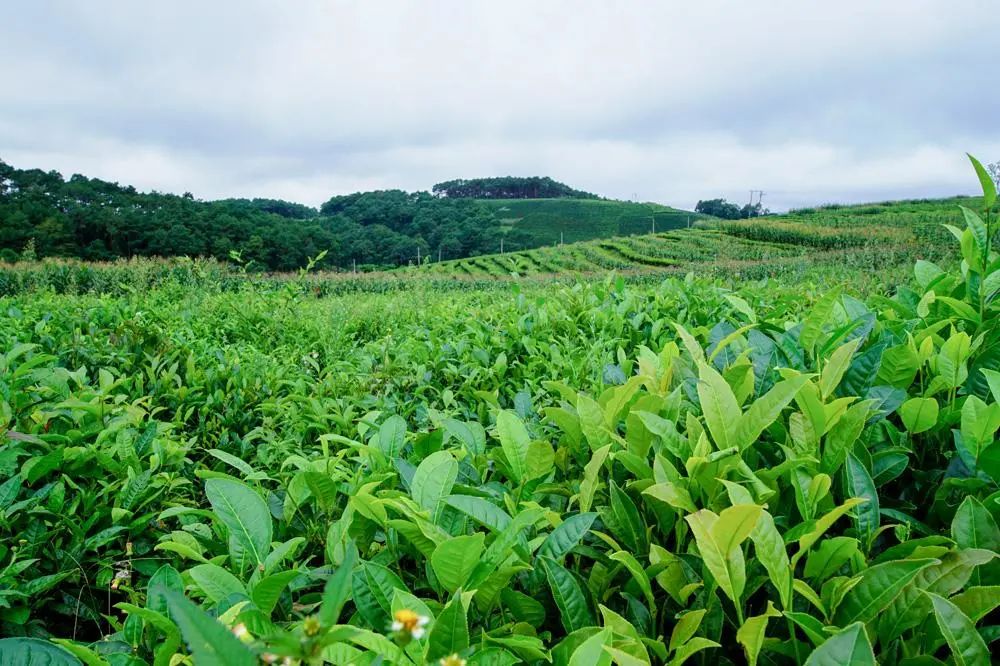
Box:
0;157;997;665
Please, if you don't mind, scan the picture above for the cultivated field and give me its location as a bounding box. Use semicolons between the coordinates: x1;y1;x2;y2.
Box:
0;168;998;665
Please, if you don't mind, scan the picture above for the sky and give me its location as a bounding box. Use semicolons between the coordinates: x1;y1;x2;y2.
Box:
2;1;999;212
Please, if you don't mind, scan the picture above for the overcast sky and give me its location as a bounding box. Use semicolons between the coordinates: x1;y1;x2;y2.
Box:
2;2;998;211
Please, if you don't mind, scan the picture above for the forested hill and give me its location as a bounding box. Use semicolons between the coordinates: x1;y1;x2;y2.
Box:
431;176;597;199
0;160;682;270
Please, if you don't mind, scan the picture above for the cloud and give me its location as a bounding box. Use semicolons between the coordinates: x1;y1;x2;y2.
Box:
2;1;998;210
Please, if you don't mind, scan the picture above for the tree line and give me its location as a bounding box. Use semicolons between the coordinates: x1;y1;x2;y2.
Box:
0;161;549;270
432;176;597;200
694;198;771;220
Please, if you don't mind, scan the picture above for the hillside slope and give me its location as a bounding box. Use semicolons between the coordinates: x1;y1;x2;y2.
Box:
481;198;698;246
404;196;977;279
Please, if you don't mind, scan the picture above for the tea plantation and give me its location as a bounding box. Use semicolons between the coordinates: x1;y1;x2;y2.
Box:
0;160;998;665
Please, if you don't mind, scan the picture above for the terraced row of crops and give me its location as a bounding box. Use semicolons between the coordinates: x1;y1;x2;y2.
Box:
405;197;978;279
481;199;700;247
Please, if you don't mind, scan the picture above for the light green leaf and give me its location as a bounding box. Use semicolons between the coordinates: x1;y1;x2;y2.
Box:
319;544;356;626
749;510;792;609
833;558;937;625
444;495;512;532
205;478;272;572
609;551;655;615
643;482;697;513
927;591;991;666
803;622;874;666
427;594;470;661
878;548;997;644
685;504;761;606
804;537;858;583
431;533;485;594
900;397;939;434
578;394;610;450
820;339;861;399
696;361;740;450
736;601;780;666
950;585;1000;623
668;609;706;652
525;440;555;480
667;637;719;666
820;401;869;475
969;153;997;209
580;445;611;513
497;410;531;483
410;450;458;518
961;206;989;259
800;288;842;355
960;396;1000;461
162;589;256;666
188;564;247;604
250;570;299;615
951;496;1000;586
569;628;612;666
732;375;808;451
378;415;407;458
793;498;867;566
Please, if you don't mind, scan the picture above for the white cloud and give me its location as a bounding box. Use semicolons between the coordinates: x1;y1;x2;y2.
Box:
1;1;997;210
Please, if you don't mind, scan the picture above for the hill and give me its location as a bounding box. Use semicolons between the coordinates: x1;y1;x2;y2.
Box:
0;159;695;270
479;198;699;247
402;195;976;279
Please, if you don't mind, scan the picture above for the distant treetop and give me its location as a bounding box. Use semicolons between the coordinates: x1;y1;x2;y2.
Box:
432;176;598;200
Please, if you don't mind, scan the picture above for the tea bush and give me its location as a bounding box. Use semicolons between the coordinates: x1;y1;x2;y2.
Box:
0;157;998;665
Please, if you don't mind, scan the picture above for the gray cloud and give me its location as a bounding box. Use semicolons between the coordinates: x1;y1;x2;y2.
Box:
2;1;998;210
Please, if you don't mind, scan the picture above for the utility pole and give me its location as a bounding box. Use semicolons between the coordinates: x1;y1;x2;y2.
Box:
352;258;356;274
747;190;765;217
438;246;442;262
417;245;421;264
560;232;564;246
500;237;504;255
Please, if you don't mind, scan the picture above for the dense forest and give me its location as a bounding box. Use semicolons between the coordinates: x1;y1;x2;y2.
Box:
431;176;597;199
0;161;555;270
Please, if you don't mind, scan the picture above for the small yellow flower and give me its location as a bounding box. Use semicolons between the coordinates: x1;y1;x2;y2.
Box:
440;655;466;666
391;608;429;640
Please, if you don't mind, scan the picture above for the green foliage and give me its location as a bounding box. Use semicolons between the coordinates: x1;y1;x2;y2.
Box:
0;155;997;665
432;176;597;200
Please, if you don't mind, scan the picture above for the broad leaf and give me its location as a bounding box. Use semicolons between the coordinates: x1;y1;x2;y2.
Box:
432;533;485;593
803;622;874;666
205;478;272;572
927;591;990;666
